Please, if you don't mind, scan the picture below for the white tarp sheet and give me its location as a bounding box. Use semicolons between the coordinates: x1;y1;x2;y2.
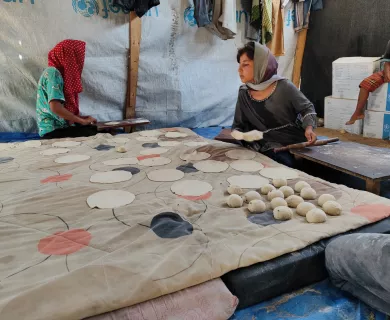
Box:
0;0;296;132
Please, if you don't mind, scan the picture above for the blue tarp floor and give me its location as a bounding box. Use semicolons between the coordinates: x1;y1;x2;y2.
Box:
1;128;388;320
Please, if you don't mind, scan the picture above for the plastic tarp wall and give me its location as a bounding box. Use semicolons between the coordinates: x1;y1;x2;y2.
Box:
0;0;129;133
0;0;297;133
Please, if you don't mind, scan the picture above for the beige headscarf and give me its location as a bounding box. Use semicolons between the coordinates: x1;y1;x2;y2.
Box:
246;42;285;91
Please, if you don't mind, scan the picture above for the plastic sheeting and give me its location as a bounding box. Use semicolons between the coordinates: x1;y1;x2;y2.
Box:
136;0;298;129
0;0;130;133
230;280;388;320
0;0;297;133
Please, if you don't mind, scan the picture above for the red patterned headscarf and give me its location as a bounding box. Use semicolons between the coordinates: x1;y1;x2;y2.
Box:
48;39;86;115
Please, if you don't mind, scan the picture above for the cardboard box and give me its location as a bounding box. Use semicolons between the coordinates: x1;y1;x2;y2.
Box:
363;110;390;139
324;96;363;135
332;57;380;99
368;83;390;112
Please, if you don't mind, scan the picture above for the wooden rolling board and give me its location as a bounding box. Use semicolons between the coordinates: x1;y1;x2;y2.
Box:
291;141;390;194
97;118;150;132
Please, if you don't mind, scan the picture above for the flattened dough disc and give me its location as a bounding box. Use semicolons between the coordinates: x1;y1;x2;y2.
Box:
52;141;81;148
165;132;188;138
90;171;132;184
227;175;269;189
194;160;229;173
184;141;209;147
139;130;162;137
105;121;120;125
40;148;70;156
111;137;129;144
171;180;213;197
230;160;264;172
139;157;172;166
225;149;256;160
180;151;211;161
260;167;299;180
136;136;158;142
147;169;184;182
158;141;181;147
23;140;42;148
140;147;169;155
103;158;138;166
87;190;135;209
55;155;90;164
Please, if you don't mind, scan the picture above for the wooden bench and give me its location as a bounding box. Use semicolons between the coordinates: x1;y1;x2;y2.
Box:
97;118;150;134
291;141;390;195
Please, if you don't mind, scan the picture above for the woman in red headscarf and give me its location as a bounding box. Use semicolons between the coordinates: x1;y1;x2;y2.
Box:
36;39;97;138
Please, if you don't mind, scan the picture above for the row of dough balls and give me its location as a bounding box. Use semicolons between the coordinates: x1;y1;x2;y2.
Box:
226;180;342;224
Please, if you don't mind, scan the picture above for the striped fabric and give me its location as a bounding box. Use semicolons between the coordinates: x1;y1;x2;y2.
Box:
262;0;273;44
359;71;385;93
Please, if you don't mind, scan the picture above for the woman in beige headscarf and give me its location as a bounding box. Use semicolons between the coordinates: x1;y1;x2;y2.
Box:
232;42;317;168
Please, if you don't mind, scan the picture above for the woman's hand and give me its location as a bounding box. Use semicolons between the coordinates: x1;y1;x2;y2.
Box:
80;116;97;125
305;126;317;145
384;62;390;83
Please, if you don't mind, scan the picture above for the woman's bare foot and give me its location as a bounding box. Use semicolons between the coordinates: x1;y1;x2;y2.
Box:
346;112;365;125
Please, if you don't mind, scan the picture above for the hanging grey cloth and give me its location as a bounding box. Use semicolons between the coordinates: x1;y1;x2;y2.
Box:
112;0;160;18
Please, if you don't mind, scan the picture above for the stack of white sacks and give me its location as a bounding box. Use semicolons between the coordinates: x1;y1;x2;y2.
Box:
325;57;381;136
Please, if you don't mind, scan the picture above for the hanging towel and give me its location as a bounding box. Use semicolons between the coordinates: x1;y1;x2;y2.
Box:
193;0;213;28
267;0;284;56
250;0;262;30
112;0;160;18
293;0;322;32
241;0;261;41
205;0;237;40
262;0;273;44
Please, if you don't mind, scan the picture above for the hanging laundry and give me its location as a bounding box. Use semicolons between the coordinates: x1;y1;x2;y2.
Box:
292;0;323;32
194;0;237;40
250;0;262;30
262;0;273;44
112;0;160;18
267;0;284;56
193;0;213;28
241;0;261;41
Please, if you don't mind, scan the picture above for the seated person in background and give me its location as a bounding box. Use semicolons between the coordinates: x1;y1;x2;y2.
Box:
232;42;317;168
347;40;390;125
36;39;97;139
326;233;390;316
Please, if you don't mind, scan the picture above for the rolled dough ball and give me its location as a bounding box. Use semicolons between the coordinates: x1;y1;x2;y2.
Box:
248;200;266;213
260;184;276;195
300;187;317;200
279;186;294;198
271;197;288;210
244;191;262;203
318;194;336;207
296;202;316;217
306;208;327;223
116;146;127;153
286;195;304;208
227;185;244;196
227;194;244;208
272;178;287;188
273;206;293;221
294;181;310;193
323;201;342;216
268;190;284;201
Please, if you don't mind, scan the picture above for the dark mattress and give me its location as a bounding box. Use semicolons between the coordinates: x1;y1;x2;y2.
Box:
222;217;390;310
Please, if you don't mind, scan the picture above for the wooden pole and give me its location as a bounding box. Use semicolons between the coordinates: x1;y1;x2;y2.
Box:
125;12;142;131
292;28;308;88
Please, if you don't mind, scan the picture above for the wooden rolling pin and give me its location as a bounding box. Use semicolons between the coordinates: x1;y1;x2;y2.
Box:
274;138;339;153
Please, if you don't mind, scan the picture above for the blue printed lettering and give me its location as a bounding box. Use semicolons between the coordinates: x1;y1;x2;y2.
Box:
3;0;35;4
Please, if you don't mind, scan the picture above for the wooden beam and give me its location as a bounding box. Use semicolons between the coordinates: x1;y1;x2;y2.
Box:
125;12;142;124
292;28;308;88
